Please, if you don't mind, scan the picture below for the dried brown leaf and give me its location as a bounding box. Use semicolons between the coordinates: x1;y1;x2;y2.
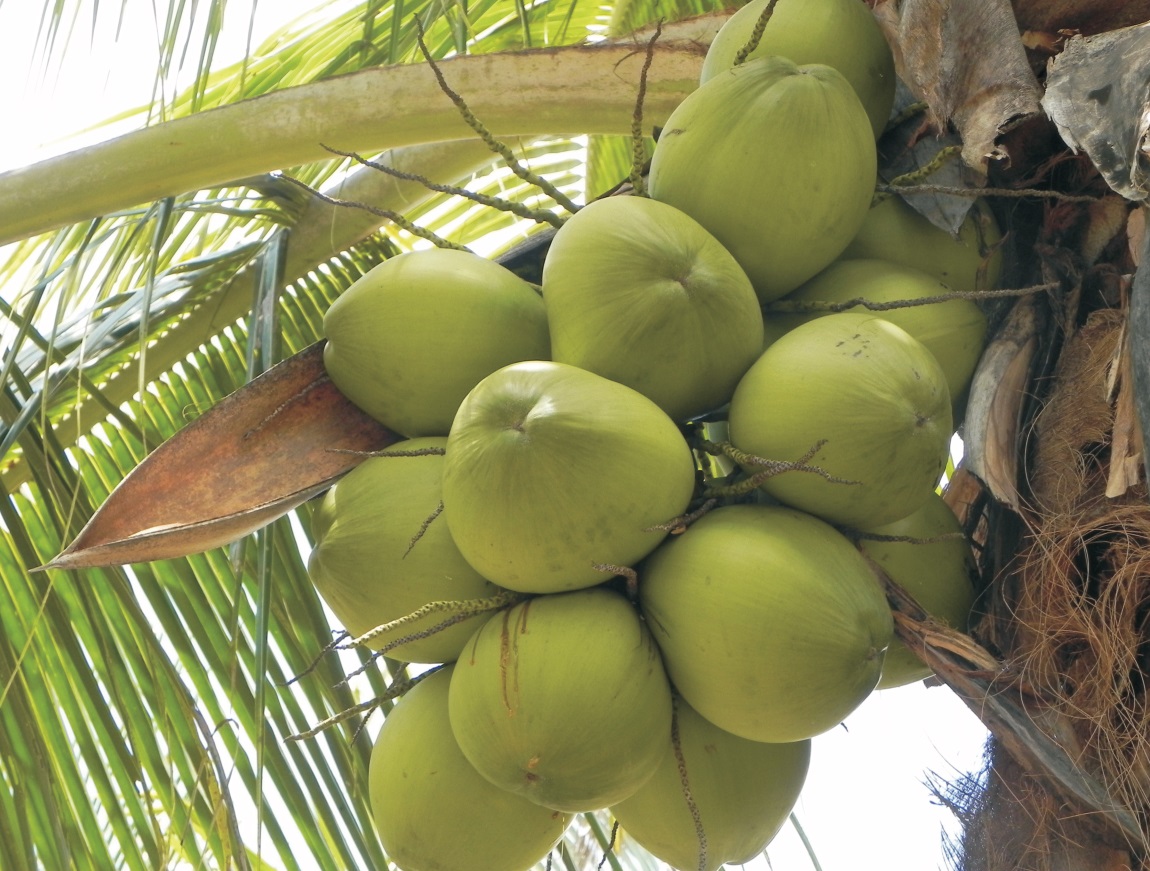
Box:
1014;0;1150;36
964;295;1042;510
1043;21;1150;201
1082;195;1134;265
944;465;987;528
1129;206;1147;265
874;0;1043;171
1106;347;1144;498
44;342;397;569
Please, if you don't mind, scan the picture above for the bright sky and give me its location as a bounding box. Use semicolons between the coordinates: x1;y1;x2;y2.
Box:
0;3;992;870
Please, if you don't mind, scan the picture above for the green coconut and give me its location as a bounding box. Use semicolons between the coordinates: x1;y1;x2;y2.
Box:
859;492;978;689
776;258;989;414
611;697;811;871
448;588;673;811
542;195;763;422
728;312;953;528
369;666;572;871
442;361;697;594
699;0;896;138
308;437;500;663
323;248;549;437
639;504;893;743
648;55;876;303
841;195;1003;290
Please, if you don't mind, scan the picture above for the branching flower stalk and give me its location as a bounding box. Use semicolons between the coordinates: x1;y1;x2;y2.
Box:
846;529;967;545
286;665;446;742
629;21;663;197
321;144;566;229
343;591;527;651
328;446;447;458
645;499;719;535
593;563;641;600
877;182;1103;203
871;145;963;207
405;501;444;557
413;19;581;217
732;0;782;67
669;703;708;871
279;174;470;250
765;283;1059;315
699;439;859;499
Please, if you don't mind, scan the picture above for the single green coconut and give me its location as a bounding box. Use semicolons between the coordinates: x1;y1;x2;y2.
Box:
442;361;697;594
728;312;953;528
323;248;549;437
542;195;763;422
649;56;876;302
611;697;811;871
369;666;572;871
308;437;501;663
699;0;896;138
639;504;893;743
859;491;978;689
775;258;989;414
448;588;673;811
841;195;1003;290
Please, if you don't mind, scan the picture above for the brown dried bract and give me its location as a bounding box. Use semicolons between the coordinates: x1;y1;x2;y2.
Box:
45;342;397;569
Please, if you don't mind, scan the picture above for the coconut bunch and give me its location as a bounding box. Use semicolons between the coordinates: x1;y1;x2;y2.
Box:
306;2;990;868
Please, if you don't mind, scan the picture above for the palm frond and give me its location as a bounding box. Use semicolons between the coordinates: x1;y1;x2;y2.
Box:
1;243;400;868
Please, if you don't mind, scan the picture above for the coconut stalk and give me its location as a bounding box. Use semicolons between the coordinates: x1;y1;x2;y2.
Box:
0;43;706;246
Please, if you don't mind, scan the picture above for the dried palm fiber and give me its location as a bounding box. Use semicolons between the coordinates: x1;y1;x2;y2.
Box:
1027;309;1125;516
939;741;1133;871
1012;309;1150;810
949;307;1150;869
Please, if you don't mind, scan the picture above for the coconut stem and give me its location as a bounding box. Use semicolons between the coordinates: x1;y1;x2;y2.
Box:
594;563;640;601
280;174;470;250
321;144;566;228
596;820;621;871
876;183;1102;204
328;445;446;458
404;500;444;557
645;499;718;535
847;529;966;546
669;702;708;871
344;591;527;651
414;19;581;217
886;100;929;130
733;0;781;67
877;145;964;204
243;374;330;439
765;283;1059;315
698;439;859;498
286;664;446;742
282;629;352;687
628;21;662;197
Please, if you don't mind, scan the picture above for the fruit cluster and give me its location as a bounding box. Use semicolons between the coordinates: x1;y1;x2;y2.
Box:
308;1;991;868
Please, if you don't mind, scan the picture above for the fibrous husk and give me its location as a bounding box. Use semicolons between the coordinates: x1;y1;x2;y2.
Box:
1028;309;1127;514
946;302;1150;869
938;741;1134;871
